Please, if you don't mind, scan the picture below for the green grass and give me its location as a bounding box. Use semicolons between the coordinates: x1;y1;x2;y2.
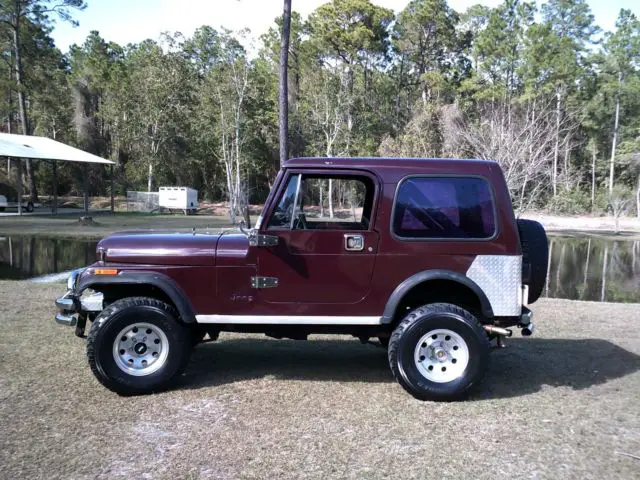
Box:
0;282;639;479
0;212;234;238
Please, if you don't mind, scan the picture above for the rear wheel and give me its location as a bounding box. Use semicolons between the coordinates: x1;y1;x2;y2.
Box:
86;297;192;395
389;303;489;401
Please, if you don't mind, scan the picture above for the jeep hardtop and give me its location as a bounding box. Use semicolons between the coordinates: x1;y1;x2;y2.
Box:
55;157;548;401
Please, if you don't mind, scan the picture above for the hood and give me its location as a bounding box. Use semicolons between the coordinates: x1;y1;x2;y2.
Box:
98;231;221;266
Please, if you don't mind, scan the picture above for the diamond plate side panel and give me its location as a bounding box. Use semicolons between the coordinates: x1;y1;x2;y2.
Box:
466;255;522;317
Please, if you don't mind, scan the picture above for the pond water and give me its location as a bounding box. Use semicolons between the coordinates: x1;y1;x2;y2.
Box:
0;236;98;281
544;236;640;303
0;234;639;303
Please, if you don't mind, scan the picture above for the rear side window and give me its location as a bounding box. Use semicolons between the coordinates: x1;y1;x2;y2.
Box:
392;177;496;239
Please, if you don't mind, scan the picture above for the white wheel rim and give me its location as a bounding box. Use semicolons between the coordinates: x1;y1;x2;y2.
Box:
414;329;469;383
112;323;169;376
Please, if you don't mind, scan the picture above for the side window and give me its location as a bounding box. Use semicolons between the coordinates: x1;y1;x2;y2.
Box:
268;173;374;231
267;174;299;229
393;177;495;239
297;176;372;230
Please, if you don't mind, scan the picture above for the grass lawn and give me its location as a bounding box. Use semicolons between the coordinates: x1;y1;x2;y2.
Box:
0;212;234;238
2;209;640;241
0;282;639;479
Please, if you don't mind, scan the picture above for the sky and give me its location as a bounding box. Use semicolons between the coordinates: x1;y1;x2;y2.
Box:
50;0;640;53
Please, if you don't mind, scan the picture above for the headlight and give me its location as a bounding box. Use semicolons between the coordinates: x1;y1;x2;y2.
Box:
67;269;82;290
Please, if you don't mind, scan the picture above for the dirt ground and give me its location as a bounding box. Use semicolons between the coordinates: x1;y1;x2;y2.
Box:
0;282;639;479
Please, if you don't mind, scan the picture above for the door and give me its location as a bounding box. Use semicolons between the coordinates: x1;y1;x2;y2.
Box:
255;171;379;305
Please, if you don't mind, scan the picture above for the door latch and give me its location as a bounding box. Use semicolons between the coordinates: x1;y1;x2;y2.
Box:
344;234;364;251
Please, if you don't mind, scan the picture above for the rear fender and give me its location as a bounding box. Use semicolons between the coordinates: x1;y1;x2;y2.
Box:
381;270;494;323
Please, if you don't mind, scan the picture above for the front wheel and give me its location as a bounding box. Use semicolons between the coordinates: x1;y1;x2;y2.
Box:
388;303;489;401
86;297;192;395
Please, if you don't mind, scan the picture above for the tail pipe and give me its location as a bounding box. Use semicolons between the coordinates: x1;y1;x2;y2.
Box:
483;325;513;337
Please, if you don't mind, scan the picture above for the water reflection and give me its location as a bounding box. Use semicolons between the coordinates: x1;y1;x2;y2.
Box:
545;236;640;303
0;236;98;280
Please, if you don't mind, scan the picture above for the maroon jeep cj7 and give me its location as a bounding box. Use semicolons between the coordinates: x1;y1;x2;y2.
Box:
55;157;548;401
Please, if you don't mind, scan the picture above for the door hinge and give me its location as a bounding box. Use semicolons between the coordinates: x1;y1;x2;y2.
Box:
251;276;279;288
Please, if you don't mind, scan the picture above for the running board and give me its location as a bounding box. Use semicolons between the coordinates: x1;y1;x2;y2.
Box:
195;315;383;325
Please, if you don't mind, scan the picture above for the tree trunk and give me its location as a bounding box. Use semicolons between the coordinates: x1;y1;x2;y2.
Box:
83;163;89;213
52;160;57;214
328;178;334;219
12;12;38;202
552;89;561;198
16;158;22;215
563;142;571;190
6;88;11;176
609;72;622;195
518;176;528;214
110;165;115;214
591;145;596;210
278;0;292;167
395;57;404;127
147;163;153;192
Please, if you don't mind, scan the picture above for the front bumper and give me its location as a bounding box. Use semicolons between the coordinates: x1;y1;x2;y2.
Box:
55;292;78;326
55;269;103;336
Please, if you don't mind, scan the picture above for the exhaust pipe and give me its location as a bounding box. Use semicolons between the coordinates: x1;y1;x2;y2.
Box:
521;322;535;336
483;325;513;337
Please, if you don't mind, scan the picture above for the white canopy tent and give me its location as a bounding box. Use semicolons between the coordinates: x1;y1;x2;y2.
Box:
0;132;115;215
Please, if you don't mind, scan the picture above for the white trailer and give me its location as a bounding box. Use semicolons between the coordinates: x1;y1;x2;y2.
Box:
158;187;199;215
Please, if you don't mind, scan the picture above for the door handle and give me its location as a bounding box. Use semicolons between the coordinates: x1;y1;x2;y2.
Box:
344;234;364;251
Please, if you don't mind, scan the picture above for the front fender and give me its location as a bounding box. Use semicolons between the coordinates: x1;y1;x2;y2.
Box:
76;269;197;323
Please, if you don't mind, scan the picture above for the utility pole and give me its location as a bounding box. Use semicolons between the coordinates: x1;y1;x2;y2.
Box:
278;0;292;166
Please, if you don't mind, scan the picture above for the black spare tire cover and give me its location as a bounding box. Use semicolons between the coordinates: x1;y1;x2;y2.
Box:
517;219;549;303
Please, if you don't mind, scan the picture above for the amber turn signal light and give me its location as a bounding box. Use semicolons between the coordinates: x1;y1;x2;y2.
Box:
94;268;118;275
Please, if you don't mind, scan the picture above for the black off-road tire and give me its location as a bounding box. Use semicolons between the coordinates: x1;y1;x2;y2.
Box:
388;303;490;401
517;219;549;303
86;297;192;395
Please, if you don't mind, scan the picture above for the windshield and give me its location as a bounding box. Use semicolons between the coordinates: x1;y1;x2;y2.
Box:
266;174;300;229
255;169;285;229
